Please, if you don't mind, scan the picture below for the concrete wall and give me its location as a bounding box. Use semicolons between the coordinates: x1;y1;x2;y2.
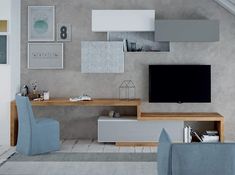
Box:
21;0;235;140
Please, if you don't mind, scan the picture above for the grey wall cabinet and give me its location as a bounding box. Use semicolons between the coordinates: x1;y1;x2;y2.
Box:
81;41;124;73
98;116;184;142
155;20;219;42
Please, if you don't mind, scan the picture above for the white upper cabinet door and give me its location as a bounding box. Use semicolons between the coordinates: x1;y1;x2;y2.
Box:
92;10;155;32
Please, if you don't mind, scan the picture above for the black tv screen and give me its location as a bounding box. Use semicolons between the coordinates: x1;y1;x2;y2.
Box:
149;65;211;103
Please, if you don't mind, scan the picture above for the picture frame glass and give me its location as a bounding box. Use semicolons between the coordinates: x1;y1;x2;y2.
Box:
28;6;55;41
0;35;7;64
28;43;63;69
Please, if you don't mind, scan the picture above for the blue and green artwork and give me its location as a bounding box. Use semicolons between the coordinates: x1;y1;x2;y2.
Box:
34;20;48;34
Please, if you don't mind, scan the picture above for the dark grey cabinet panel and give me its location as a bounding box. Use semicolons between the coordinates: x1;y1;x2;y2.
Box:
155;20;219;42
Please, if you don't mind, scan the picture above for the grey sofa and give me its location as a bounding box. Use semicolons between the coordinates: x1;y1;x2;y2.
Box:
158;129;235;175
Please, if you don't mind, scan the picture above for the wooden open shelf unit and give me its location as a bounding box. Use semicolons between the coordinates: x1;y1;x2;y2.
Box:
10;98;224;146
140;112;224;142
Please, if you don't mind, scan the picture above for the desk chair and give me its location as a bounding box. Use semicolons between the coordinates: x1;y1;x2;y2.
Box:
15;95;60;155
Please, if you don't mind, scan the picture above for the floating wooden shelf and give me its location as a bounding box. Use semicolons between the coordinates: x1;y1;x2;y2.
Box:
140;112;224;121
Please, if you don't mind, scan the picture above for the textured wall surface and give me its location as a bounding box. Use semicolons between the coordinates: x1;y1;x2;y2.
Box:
81;41;124;73
21;0;235;140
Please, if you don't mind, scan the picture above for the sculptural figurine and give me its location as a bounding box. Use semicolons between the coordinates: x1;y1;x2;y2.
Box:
21;85;29;96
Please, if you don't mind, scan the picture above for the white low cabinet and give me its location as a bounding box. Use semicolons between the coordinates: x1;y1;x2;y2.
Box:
98;116;184;143
92;10;155;32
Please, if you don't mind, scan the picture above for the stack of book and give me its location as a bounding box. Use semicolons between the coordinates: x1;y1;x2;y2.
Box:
184;127;219;143
184;126;192;143
201;131;219;143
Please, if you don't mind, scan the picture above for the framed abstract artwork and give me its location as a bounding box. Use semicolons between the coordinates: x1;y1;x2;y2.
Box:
0;35;7;64
28;43;63;69
28;6;55;41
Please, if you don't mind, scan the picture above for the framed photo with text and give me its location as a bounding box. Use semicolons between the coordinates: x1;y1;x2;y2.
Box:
28;6;55;41
28;43;63;69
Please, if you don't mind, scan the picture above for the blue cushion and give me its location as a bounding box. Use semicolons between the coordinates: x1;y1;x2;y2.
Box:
158;129;172;175
171;143;235;175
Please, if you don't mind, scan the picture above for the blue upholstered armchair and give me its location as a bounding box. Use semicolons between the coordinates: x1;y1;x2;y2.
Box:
15;95;60;155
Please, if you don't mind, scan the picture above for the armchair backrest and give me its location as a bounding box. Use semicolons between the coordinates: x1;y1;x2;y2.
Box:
15;95;36;149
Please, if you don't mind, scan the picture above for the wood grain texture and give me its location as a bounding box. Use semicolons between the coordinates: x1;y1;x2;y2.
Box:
140;112;224;121
10;102;17;146
116;142;157;147
11;98;141;107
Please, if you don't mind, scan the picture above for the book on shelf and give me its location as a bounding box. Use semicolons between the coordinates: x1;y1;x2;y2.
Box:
204;130;218;136
193;131;203;142
201;134;219;143
183;125;192;143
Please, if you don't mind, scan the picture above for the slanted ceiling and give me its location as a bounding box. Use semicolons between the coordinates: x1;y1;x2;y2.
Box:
214;0;235;15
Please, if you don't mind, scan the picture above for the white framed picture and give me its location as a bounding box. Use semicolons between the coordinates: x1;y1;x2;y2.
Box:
0;35;8;64
28;43;63;69
57;24;72;42
28;6;55;41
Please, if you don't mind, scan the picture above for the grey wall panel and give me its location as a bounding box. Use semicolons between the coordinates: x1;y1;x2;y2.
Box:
98;116;184;142
81;41;124;73
155;20;219;42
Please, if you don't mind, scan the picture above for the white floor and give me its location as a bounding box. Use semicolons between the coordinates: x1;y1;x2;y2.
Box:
0;140;158;175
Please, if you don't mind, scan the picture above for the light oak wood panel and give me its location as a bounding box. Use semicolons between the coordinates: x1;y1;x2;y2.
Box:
11;98;141;107
116;142;157;147
140;112;224;121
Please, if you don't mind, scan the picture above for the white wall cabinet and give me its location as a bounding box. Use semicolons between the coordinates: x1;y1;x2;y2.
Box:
92;10;155;32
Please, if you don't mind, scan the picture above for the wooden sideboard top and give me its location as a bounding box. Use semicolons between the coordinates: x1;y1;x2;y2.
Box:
140;112;224;121
11;98;141;107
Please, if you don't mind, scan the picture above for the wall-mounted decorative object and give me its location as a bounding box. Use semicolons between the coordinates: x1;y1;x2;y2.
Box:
28;43;63;69
119;80;136;100
0;35;7;64
28;6;55;41
0;20;8;32
81;41;124;73
57;23;71;42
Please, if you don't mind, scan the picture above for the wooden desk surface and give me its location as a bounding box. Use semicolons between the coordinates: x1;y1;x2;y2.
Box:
10;98;142;146
11;98;141;107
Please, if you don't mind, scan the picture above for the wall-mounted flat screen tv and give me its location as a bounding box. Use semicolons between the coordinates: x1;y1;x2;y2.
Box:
149;65;211;103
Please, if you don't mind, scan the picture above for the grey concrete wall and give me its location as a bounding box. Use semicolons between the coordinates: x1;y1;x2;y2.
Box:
21;0;235;140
